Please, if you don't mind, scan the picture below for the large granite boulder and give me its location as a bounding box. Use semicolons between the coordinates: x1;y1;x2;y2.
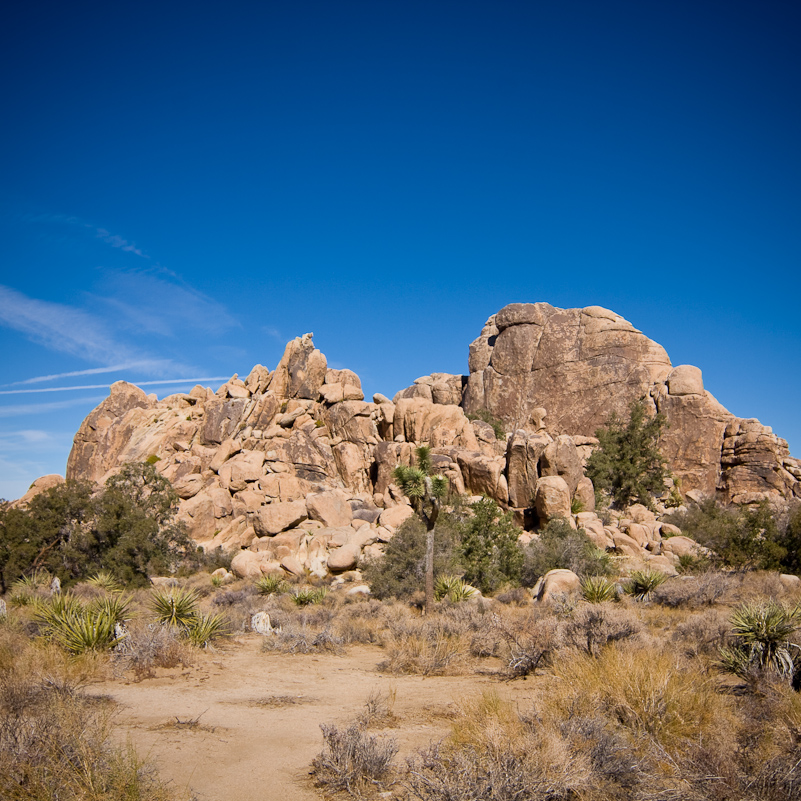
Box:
463;303;671;436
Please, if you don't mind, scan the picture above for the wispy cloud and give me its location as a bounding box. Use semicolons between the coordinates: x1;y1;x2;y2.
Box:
0;396;107;418
0;284;139;365
0;430;52;443
7;361;176;386
263;326;285;342
0;378;229;396
23;212;149;259
90;267;239;337
94;228;147;257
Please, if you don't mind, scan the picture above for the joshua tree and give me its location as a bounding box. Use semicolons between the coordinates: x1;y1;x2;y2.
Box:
393;446;448;614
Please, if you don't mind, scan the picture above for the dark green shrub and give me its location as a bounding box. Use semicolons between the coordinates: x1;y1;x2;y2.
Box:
0;463;197;591
522;519;612;585
362;515;461;601
585;399;669;509
459;497;523;594
667;499;786;571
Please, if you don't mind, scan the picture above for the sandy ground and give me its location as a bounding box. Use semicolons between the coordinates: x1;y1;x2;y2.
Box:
90;636;531;801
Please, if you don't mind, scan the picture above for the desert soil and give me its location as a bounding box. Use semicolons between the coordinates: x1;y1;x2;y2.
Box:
90;635;533;801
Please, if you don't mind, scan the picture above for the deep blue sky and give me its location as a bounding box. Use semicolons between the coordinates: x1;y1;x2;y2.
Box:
1;1;799;499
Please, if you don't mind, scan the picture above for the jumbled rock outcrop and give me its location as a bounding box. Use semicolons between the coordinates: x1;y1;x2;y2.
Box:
47;303;798;584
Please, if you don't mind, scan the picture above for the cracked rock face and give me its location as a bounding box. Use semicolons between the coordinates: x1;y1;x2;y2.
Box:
463;303;672;435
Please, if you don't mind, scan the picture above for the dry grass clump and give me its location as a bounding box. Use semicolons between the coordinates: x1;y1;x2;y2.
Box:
399;639;801;800
113;620;191;680
652;570;729;608
0;626;182;801
378;612;467;676
406;691;593;801
262;622;344;654
561;603;642;657
311;690;399;797
487;609;562;678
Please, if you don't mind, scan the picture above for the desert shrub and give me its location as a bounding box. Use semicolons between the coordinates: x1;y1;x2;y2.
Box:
585;399;669;509
0;464;198;592
489;610;561;678
379;615;466;675
493;587;531;606
676;551;712;574
312;721;398;796
652;570;728;607
263;623;343;654
211;587;255;607
563;604;641;657
667;498;786;571
362;514;462;601
548;643;737;759
458;497;523;594
406;691;592;801
194;546;233;573
778;502;801;575
466;408;506;440
522;518;611;584
673;608;732;659
0;633;180;800
113;620;190;679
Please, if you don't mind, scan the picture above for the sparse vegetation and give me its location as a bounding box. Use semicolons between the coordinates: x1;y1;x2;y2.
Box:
465;408;506;440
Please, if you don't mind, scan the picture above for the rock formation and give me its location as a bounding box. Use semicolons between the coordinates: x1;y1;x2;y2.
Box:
18;303;793;584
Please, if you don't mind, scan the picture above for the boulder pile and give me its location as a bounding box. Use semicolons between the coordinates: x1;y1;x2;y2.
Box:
38;303;797;582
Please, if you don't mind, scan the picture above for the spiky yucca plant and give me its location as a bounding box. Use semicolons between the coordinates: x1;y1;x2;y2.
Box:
434;575;478;603
32;594;125;654
86;571;123;593
291;587;327;606
255;575;288;596
185;612;230;648
581;576;618;603
624;569;667;602
150;587;200;628
87;594;132;626
719;601;801;681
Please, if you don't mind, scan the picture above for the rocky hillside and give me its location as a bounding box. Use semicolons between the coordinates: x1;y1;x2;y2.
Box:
21;303;800;582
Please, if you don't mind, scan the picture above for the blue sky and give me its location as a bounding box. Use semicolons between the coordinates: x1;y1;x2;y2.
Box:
1;0;799;500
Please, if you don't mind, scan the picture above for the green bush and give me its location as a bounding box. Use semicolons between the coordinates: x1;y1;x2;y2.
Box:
362;514;462;601
522;519;612;585
459;497;523;594
0;462;197;592
667;499;786;571
585;399;669;509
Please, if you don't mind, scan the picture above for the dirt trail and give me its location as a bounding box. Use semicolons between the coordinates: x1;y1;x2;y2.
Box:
91;636;525;801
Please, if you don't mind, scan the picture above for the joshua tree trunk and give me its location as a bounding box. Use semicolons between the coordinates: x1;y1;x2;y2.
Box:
424;527;435;614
